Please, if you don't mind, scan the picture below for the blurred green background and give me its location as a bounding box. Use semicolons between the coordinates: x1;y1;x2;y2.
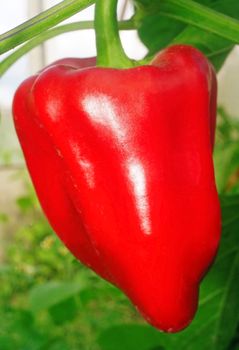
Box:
0;107;239;350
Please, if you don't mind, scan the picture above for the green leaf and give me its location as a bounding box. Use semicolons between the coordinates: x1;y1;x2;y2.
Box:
159;0;239;43
17;196;35;212
137;0;239;70
214;142;239;193
137;14;186;54
213;195;239;350
0;336;14;350
0;309;46;350
29;281;85;313
216;106;239;144
46;340;70;350
171;26;232;71
48;297;77;325
0;213;8;223
98;195;239;350
98;324;164;350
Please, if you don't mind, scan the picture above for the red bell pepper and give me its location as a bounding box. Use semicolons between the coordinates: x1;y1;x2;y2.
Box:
13;45;221;332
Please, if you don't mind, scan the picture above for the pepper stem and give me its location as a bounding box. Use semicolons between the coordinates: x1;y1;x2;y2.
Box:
95;0;135;68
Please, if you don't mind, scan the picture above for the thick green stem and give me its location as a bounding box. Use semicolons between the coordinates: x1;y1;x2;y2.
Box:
0;19;135;77
95;0;134;68
0;0;94;55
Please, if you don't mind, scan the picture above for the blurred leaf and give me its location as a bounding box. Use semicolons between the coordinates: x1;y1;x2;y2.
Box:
0;264;12;275
214;142;239;193
0;336;14;350
48;297;77;325
137;0;239;70
79;287;101;305
214;107;239;193
17;195;36;212
29;281;85;313
0;150;13;166
216;107;239;145
79;283;125;307
0;309;46;350
98;324;164;350
45;340;70;350
0;213;8;223
213;195;239;350
98;195;239;350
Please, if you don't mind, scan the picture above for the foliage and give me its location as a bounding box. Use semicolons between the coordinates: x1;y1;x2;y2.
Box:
214;108;239;193
0;177;141;350
136;0;239;71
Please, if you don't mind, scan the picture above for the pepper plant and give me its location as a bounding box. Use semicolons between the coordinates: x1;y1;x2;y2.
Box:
0;0;239;349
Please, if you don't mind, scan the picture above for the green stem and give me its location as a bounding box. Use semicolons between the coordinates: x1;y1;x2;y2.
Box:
160;0;239;44
0;0;94;55
95;0;134;68
0;20;135;77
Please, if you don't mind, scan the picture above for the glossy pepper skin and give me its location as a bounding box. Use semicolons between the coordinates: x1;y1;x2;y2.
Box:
13;45;221;333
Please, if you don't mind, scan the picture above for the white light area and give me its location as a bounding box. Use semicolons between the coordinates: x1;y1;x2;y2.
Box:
127;158;151;235
0;55;30;108
69;140;95;189
1;0;239;116
79;158;95;189
0;0;29;108
218;46;239;118
82;94;127;142
0;83;19;110
0;0;28;32
119;0;148;60
120;30;148;60
44;1;147;63
45;3;97;62
45;29;97;63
